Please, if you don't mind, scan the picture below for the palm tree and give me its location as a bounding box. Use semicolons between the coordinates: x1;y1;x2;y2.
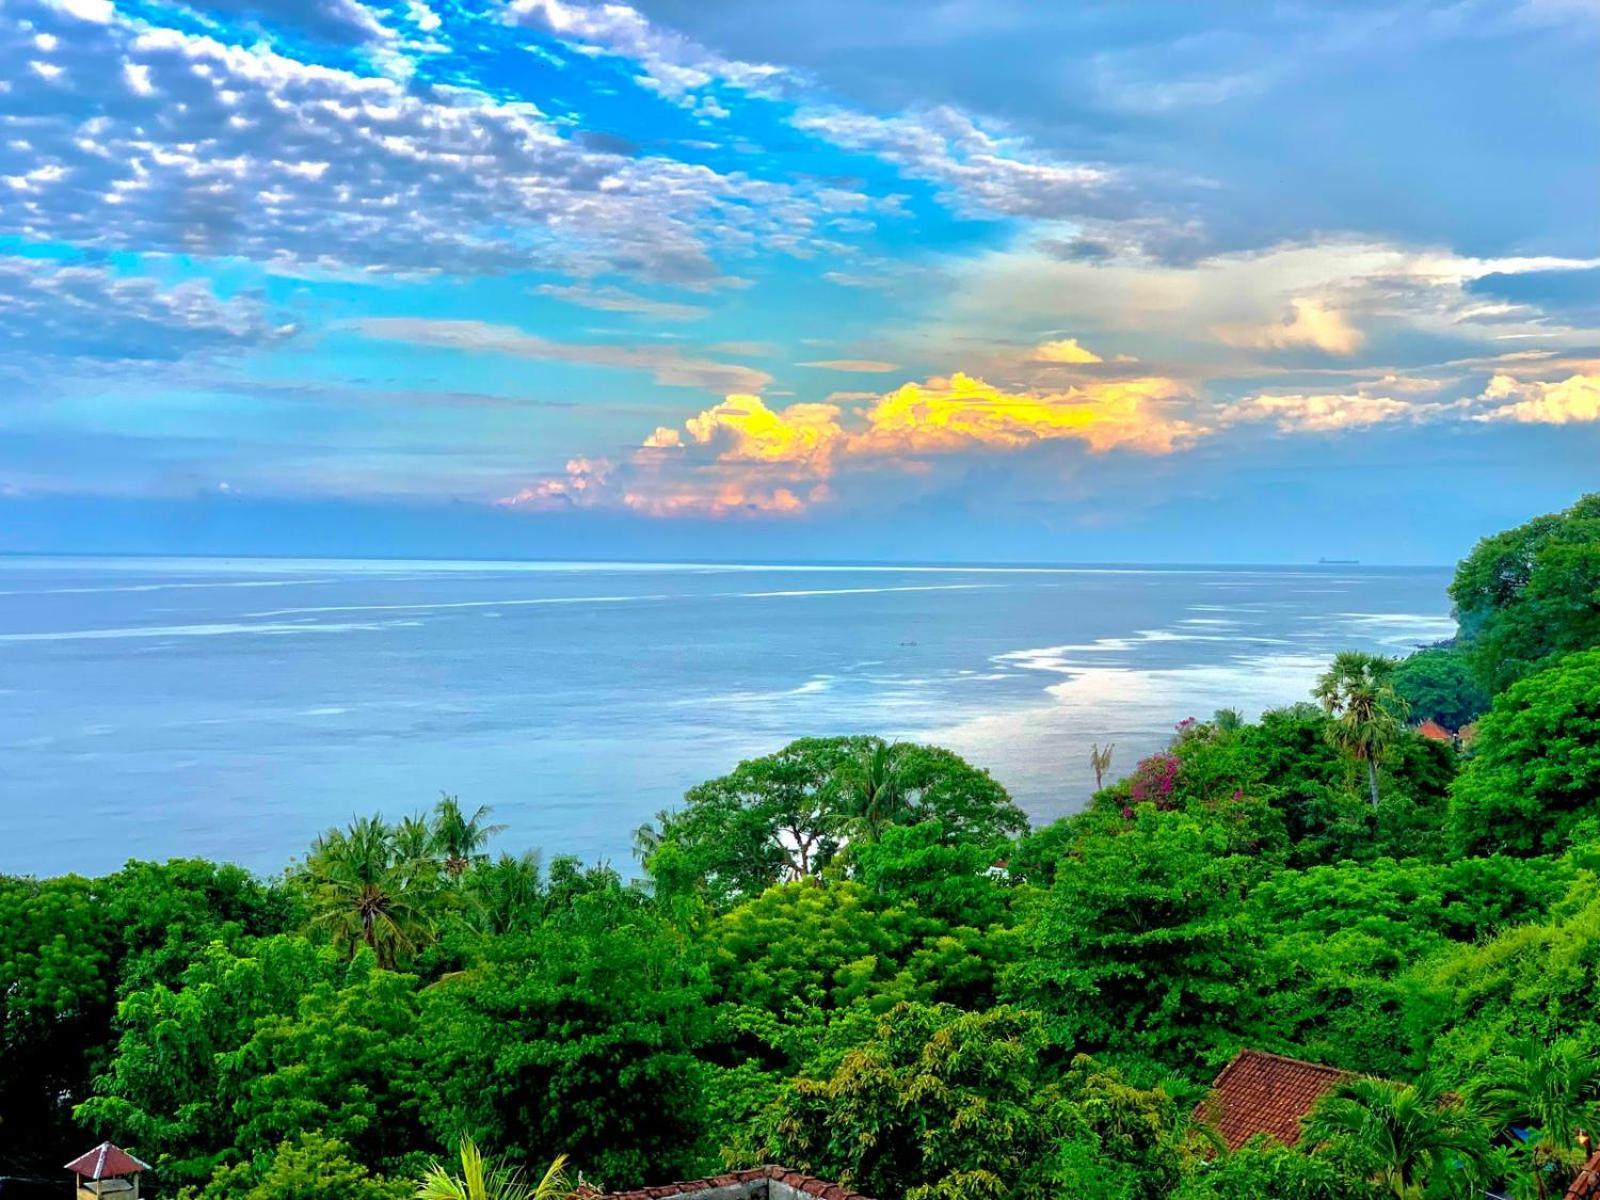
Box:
1304;1072;1486;1200
462;850;545;937
834;740;909;845
631;809;673;864
1313;651;1409;808
1474;1039;1600;1198
1090;743;1115;790
432;795;506;877
417;1137;569;1200
303;815;438;969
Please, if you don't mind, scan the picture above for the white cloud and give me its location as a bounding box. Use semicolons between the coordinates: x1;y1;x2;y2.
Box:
791;104;1110;221
1221;391;1416;433
1214;298;1364;355
0;255;290;365
353;317;770;392
0;0;855;282
533;282;709;321
503;0;786;110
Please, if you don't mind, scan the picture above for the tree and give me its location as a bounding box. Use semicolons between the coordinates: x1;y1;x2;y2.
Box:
432;796;506;878
1447;648;1600;857
1091;743;1116;790
833;740;910;845
1450;493;1600;692
1314;652;1409;809
414;916;709;1186
1303;1073;1486;1200
301;815;442;968
0;874;116;1170
755;1002;1064;1200
189;1132;410;1200
1473;1039;1600;1199
1392;647;1490;731
418;1138;569;1200
1006;808;1256;1061
648;737;1025;907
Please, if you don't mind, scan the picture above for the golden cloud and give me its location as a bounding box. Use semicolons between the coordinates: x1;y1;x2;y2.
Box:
853;373;1197;455
513;370;1201;516
1477;373;1600;425
1031;337;1103;364
679;394;847;462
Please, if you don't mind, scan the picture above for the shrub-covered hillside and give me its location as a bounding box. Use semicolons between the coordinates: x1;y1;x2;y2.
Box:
3;494;1598;1200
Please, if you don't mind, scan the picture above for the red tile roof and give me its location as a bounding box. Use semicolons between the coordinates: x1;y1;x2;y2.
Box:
64;1143;149;1180
1416;719;1454;742
1197;1049;1351;1150
1568;1150;1600;1199
592;1165;872;1200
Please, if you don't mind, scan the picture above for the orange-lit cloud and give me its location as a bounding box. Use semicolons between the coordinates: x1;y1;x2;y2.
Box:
502;370;1198;517
1476;373;1600;424
680;394;847;462
852;373;1196;456
498;456;613;508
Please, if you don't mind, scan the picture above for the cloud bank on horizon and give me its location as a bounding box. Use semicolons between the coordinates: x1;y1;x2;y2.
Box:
1;0;1597;557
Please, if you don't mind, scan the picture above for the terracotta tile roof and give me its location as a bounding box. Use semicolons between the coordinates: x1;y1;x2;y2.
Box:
1416;719;1454;742
1197;1049;1352;1150
63;1143;149;1181
1567;1150;1600;1199
589;1165;873;1200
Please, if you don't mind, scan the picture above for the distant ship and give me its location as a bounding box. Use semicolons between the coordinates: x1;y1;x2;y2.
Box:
1318;557;1360;565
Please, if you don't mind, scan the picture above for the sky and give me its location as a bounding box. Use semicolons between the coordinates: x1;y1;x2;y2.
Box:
0;0;1597;564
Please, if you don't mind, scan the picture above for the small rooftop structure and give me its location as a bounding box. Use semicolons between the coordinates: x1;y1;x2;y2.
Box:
1416;719;1454;743
1197;1049;1351;1150
1568;1149;1600;1200
64;1144;148;1200
590;1165;873;1200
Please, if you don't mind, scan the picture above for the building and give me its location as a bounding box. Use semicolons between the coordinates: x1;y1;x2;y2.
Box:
64;1144;148;1200
1196;1049;1352;1150
591;1165;872;1200
1416;719;1455;743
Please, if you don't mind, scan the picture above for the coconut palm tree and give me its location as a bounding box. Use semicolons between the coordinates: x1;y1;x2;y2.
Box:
1090;743;1115;790
1304;1072;1486;1200
1313;651;1409;808
462;850;546;937
417;1137;569;1200
834;740;909;845
432;795;507;877
303;814;438;968
1474;1038;1600;1198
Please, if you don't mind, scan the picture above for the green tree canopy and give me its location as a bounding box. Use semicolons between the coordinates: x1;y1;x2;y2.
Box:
1450;492;1600;692
1006;808;1257;1063
1447;648;1600;857
646;736;1026;907
1391;646;1490;732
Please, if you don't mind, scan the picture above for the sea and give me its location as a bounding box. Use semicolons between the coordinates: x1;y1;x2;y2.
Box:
0;556;1456;878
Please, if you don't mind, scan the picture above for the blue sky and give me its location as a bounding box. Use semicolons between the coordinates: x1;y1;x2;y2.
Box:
1;0;1596;562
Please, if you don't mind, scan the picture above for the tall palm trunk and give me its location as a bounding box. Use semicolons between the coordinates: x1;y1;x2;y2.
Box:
1366;758;1381;809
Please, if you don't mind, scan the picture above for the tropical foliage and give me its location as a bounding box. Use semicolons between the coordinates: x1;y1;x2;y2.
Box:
5;493;1600;1200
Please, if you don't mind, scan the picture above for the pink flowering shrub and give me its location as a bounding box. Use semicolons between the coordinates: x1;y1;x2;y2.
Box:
1128;751;1181;810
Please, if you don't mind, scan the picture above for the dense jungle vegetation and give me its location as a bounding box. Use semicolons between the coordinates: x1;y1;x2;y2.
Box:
4;494;1599;1200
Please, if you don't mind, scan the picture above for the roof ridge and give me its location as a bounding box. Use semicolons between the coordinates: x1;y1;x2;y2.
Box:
1224;1047;1352;1074
594;1164;874;1200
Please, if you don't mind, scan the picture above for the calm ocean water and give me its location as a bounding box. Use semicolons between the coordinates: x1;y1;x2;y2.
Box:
0;557;1454;877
